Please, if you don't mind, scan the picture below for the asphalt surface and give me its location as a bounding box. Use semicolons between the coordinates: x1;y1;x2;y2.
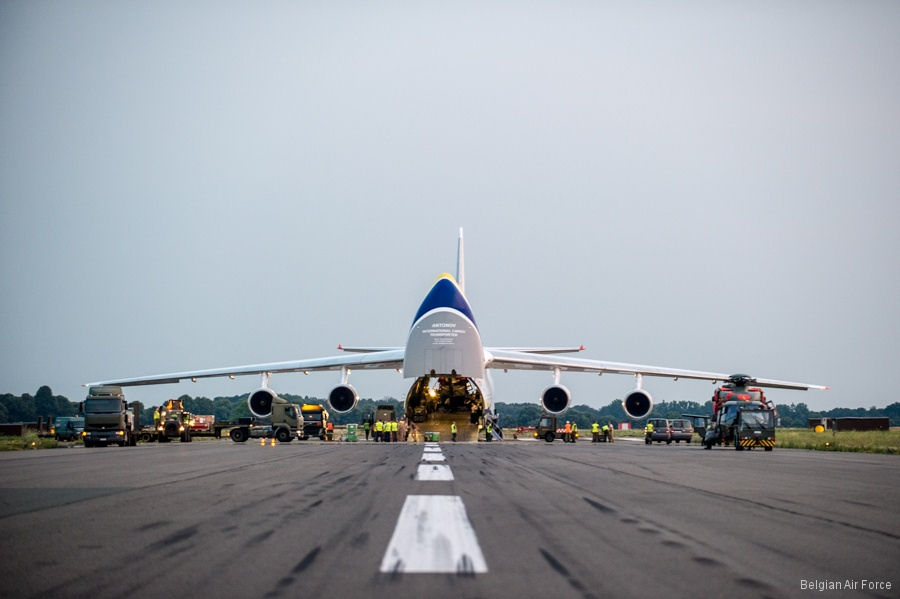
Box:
0;438;898;599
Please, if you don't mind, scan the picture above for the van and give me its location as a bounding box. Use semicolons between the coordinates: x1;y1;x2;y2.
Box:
53;417;84;441
646;418;672;444
668;418;694;443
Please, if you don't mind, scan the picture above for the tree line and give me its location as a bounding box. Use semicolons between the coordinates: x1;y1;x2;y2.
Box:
2;386;899;428
496;400;900;429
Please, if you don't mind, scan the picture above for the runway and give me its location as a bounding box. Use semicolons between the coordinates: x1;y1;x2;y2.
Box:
0;439;897;598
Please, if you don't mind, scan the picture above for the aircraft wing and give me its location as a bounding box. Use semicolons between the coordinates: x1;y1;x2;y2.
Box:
487;346;585;355
484;349;828;391
84;349;406;387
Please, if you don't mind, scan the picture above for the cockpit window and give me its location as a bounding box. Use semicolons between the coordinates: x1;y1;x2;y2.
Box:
740;410;773;428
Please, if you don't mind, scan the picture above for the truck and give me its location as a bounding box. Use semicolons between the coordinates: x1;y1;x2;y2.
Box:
299;403;329;440
375;404;397;425
228;400;303;443
80;386;139;447
533;413;579;442
703;400;776;451
155;399;193;442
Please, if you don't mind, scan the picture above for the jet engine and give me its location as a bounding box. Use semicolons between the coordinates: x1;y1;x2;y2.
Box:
623;389;653;420
541;385;571;414
249;387;285;418
328;384;359;414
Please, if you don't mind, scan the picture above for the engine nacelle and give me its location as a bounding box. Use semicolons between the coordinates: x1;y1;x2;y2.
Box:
248;387;286;418
623;389;653;420
328;384;359;414
541;385;571;415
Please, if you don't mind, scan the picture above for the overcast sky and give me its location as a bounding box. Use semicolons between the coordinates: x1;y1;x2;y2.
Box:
2;1;897;412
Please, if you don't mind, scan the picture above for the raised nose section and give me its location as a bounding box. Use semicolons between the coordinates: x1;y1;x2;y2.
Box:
404;275;484;379
411;274;476;328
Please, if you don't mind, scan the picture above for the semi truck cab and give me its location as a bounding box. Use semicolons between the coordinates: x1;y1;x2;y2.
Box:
80;386;138;447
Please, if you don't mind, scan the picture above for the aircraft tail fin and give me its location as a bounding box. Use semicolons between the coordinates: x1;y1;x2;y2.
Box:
456;227;465;295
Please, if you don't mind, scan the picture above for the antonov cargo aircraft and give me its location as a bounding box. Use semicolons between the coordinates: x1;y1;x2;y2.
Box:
85;229;827;439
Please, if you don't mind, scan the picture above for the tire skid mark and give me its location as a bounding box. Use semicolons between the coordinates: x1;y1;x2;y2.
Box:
246;528;274;547
583;497;616;514
539;548;600;599
136;520;171;532
146;524;199;553
550;453;900;542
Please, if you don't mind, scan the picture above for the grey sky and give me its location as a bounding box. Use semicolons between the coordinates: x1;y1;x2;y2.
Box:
2;1;897;412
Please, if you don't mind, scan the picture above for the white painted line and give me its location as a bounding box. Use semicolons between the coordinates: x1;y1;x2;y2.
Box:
415;464;454;481
423;446;442;452
421;452;445;462
380;495;487;573
424;443;440;449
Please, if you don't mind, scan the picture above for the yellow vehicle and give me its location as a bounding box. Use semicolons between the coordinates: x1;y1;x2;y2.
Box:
299;404;329;440
157;398;192;443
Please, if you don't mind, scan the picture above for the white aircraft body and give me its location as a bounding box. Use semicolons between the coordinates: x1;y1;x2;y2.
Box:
85;229;827;439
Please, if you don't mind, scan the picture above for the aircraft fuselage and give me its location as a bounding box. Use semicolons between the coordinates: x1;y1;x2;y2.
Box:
402;274;491;440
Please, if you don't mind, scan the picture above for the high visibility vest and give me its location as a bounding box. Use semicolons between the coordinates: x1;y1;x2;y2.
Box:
646;423;654;433
486;424;492;434
565;423;571;433
451;423;457;434
364;422;370;430
592;423;600;433
375;421;384;432
572;423;578;432
391;421;398;432
602;424;609;432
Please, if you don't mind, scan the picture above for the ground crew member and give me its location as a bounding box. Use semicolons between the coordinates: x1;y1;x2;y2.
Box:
564;421;572;443
485;421;492;442
644;421;654;443
153;407;160;429
363;420;370;441
601;422;609;443
592;421;600;443
326;419;334;441
606;421;615;443
374;419;384;442
571;421;578;443
451;421;458;442
391;419;398;442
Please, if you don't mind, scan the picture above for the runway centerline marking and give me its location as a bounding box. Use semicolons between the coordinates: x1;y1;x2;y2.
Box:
415;464;454;481
380;495;487;574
